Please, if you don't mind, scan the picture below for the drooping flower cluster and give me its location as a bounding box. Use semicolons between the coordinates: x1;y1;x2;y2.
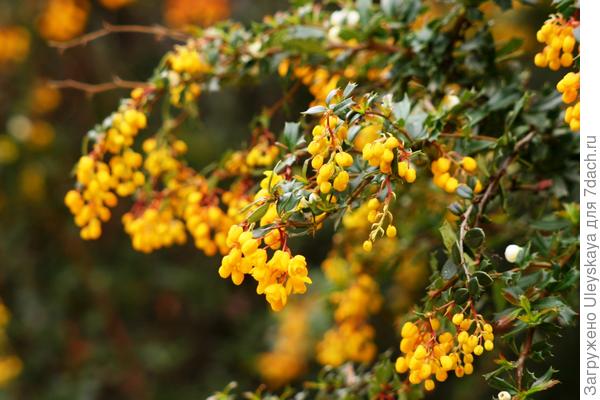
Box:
534;14;580;132
257;301;312;387
219;225;312;311
395;312;494;391
64;94;149;240
317;274;382;366
308;115;352;194
361;197;397;252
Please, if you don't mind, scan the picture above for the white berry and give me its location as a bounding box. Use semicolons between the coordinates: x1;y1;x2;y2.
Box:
330;10;347;26
346;10;360;27
498;391;511;400
504;244;522;263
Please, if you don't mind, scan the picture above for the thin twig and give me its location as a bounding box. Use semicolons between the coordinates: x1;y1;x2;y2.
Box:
428;276;459;298
264;80;302;118
475;131;537;225
516;328;534;390
458;204;474;281
49;77;151;95
49;21;189;51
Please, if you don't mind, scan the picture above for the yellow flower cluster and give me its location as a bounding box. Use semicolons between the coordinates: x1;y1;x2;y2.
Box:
166;43;211;105
164;0;230;28
0;26;30;66
257;301;310;388
98;0;135;10
225;138;280;175
534;15;580;132
431;156;482;194
31;81;62;115
317;274;382;366
182;191;230;256
278;59;342;104
557;72;580;131
65;147;148;239
219;225;312;311
363;134;416;181
142;139;181;178
361;197;397;252
0;303;22;387
64;89;152;240
105;108;148;154
308;116;353;194
534;16;576;70
65;157;118;240
123;206;186;253
37;0;90;42
395;313;494;391
168;44;212;76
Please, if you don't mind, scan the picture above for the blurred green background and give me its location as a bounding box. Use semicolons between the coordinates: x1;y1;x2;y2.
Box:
0;1;578;399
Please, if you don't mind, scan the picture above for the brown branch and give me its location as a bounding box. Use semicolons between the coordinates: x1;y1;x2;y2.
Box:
49;77;151;96
439;132;498;142
475;131;537;225
49;21;189;51
514;179;554;192
428;276;459;298
517;328;535;391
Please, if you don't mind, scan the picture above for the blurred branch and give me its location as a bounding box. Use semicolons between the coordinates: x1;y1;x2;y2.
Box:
49;21;189;52
49;77;151;95
439;132;497;142
264;80;302;118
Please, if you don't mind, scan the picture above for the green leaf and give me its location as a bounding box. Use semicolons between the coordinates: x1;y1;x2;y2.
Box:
391;95;411;122
525;368;560;396
439;220;457;252
441;259;458;280
247;203;269;224
451;242;462;265
465;228;485;248
286;25;325;40
530;218;571;231
281;122;301;151
343;82;357;98
497;38;523;58
277;192;301;215
456;184;473;199
374;359;393;383
325;89;338;106
473;271;493;286
332;98;354;114
454;288;470;303
448;202;463;216
302;105;327;115
347;125;362;143
468;277;480;296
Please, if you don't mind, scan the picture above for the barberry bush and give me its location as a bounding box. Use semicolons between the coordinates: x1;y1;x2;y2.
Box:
22;0;582;398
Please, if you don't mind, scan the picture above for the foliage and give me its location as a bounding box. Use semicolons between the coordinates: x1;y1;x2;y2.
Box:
1;0;580;398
